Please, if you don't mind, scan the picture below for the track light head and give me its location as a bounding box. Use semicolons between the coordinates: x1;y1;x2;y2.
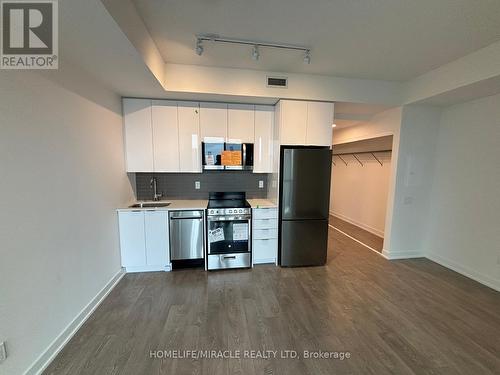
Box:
195;39;204;56
251;45;260;61
304;50;311;64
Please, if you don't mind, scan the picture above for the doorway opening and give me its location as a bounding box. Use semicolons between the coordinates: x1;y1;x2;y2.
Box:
329;135;393;253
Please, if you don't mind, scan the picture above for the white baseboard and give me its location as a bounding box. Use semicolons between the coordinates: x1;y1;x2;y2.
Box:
330;211;385;238
382;249;425;260
26;269;125;375
124;264;171;273
253;258;276;265
426;252;500;292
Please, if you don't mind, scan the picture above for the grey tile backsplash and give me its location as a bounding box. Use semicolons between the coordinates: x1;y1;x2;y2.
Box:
135;171;269;200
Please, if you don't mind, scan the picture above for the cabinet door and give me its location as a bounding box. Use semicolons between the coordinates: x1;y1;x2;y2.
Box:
228;104;255;143
280;100;307;145
254;105;274;173
306;102;334;146
144;211;169;266
118;211;146;267
152;100;179;172
200;102;228;138
123;98;153;172
178;101;202;172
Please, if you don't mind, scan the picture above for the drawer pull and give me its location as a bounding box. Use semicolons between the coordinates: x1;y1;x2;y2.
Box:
223;255;237;259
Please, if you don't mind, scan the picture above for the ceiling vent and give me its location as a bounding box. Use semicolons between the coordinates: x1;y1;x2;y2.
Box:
267;76;288;88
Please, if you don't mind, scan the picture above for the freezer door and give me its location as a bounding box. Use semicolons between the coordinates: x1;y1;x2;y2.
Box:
280;219;328;266
280;147;331;220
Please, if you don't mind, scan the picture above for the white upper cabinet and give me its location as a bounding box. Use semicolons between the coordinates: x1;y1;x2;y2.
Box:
228;104;255;143
306;101;334;146
280;100;308;145
178;101;202;173
200;102;228;139
277;99;333;147
123;98;153;172
254;105;274;173
123;99;277;174
152;100;179;172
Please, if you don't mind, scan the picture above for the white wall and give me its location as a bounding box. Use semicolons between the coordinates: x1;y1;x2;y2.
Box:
331;156;392;237
165;64;404;105
423;94;500;291
386;105;441;259
0;66;133;374
332;107;402;245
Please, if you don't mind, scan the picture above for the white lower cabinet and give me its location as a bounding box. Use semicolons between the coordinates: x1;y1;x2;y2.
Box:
252;208;278;265
118;210;170;272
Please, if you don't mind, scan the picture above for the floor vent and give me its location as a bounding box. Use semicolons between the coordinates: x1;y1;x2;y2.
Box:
267;76;288;88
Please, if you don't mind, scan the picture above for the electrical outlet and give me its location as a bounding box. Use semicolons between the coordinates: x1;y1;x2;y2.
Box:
403;196;413;205
258;180;264;189
0;341;7;363
195;181;201;190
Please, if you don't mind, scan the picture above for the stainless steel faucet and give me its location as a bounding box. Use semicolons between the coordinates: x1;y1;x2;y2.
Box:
150;177;163;201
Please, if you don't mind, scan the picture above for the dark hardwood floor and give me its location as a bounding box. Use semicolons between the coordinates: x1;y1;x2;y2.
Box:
44;228;500;375
329;215;384;252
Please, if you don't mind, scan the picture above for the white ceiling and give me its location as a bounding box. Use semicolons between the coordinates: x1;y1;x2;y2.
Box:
334;102;392;128
132;0;500;81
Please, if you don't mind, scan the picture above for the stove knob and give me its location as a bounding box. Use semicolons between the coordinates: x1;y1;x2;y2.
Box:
228;209;233;214
239;209;243;213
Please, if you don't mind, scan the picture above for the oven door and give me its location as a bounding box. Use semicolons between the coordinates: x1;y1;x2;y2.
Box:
207;215;251;254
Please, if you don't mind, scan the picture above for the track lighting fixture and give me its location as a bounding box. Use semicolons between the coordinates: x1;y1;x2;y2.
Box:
195;34;310;63
195;39;204;56
251;45;260;61
304;50;311;64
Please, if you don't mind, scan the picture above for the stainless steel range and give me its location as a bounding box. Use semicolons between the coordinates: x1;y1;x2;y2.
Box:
206;192;252;270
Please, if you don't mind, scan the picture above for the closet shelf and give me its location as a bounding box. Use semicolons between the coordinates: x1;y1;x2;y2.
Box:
332;149;392;166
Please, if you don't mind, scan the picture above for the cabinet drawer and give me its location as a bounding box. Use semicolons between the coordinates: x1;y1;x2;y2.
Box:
253;238;277;264
253;218;278;230
207;253;250;270
253;208;278;219
253;228;278;240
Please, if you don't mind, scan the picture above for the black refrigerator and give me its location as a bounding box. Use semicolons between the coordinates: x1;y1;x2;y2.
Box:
278;146;332;267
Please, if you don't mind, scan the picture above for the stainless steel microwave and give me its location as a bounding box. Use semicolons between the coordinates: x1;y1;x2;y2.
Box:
202;138;254;171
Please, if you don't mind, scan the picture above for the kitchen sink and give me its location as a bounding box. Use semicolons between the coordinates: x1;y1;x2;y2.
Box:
129;202;171;208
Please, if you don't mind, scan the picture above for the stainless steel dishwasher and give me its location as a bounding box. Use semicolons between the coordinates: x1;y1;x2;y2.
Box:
169;210;205;263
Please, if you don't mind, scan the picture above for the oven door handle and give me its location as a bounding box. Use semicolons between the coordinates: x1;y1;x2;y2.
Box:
222;255;237;259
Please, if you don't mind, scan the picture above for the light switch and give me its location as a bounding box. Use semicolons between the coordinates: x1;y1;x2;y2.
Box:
404;196;413;205
195;181;201;190
258;180;264;189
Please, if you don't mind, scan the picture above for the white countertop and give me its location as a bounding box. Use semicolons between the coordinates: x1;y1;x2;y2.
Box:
117;198;277;212
247;199;277;208
117;199;208;212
